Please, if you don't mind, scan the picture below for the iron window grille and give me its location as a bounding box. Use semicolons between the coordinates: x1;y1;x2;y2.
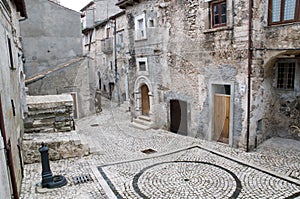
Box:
277;62;296;89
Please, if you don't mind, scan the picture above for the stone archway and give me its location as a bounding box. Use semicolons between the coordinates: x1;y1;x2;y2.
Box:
134;76;153;117
256;51;300;140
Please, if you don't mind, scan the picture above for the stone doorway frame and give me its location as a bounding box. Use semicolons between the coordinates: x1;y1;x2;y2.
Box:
134;76;153;118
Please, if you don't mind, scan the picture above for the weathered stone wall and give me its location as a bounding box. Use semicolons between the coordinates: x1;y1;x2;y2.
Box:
23;132;89;164
23;95;89;164
249;0;300;144
119;0;300;149
25;95;74;133
161;0;250;148
124;1;171;127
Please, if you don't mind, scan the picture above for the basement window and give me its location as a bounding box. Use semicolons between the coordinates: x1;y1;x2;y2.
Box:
277;62;296;90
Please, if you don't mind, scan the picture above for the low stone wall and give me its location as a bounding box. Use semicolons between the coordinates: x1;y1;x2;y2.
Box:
23;94;89;164
24;95;74;133
23;132;89;164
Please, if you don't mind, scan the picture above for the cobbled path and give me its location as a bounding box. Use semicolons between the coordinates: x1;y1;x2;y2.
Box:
20;98;300;199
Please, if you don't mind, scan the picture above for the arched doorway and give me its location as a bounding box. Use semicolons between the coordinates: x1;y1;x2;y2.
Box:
141;84;150;116
170;100;188;136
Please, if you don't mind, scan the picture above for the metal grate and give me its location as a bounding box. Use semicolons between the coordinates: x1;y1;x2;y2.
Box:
73;174;92;185
141;149;157;154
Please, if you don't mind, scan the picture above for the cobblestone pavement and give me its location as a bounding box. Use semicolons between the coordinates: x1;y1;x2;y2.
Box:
20;98;300;199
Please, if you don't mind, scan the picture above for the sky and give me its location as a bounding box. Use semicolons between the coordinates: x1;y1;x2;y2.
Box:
59;0;92;12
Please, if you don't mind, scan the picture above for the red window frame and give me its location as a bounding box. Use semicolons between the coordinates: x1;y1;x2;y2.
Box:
211;1;227;28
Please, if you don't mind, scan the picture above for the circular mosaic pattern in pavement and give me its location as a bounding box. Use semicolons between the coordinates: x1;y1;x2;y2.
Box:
133;161;241;198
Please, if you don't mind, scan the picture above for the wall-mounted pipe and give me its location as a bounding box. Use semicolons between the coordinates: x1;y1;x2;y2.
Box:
246;0;254;152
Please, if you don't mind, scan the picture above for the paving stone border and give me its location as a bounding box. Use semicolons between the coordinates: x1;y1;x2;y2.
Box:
98;146;300;199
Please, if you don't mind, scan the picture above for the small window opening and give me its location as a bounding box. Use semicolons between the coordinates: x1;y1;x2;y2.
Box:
11;99;16;116
7;36;14;69
149;19;154;27
139;61;146;71
277;62;295;89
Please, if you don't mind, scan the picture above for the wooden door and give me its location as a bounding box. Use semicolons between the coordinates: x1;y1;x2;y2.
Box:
214;94;230;144
170;100;187;136
141;85;150;116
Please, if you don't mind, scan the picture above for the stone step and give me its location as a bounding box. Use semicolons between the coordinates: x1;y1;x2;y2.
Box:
133;118;152;126
129;122;151;130
138;115;151;122
22;131;90;164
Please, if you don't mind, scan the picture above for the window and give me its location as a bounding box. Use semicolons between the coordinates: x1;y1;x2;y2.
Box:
136;57;148;72
11;99;16;116
269;0;300;25
148;19;154;27
91;29;96;43
211;1;227;28
135;14;146;40
84;34;89;45
106;27;111;38
7;36;14;69
139;61;146;71
277;62;296;89
118;32;124;47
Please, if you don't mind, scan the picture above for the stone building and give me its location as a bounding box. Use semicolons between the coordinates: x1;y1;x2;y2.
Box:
20;0;97;118
0;0;27;198
116;0;300;150
81;0;129;103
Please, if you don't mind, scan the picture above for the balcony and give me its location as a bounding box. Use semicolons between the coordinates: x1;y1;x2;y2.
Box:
101;38;113;54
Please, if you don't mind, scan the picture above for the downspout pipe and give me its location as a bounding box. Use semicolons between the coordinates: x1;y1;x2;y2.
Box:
246;0;254;152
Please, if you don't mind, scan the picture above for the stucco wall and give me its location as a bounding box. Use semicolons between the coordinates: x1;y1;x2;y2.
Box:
20;0;83;78
26;58;96;118
0;0;27;195
95;0;122;22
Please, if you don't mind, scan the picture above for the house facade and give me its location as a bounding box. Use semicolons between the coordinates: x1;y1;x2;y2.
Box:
81;1;129;102
20;0;97;118
0;0;27;197
117;0;300;150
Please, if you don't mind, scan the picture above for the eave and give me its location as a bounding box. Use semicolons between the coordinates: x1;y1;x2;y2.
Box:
116;0;141;9
80;1;95;12
14;0;27;18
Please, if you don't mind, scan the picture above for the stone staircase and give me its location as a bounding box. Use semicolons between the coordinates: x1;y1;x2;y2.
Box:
130;115;153;130
23;94;89;164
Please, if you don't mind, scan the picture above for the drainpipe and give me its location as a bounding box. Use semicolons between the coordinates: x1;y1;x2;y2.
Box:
246;0;253;152
113;18;120;106
0;96;19;199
